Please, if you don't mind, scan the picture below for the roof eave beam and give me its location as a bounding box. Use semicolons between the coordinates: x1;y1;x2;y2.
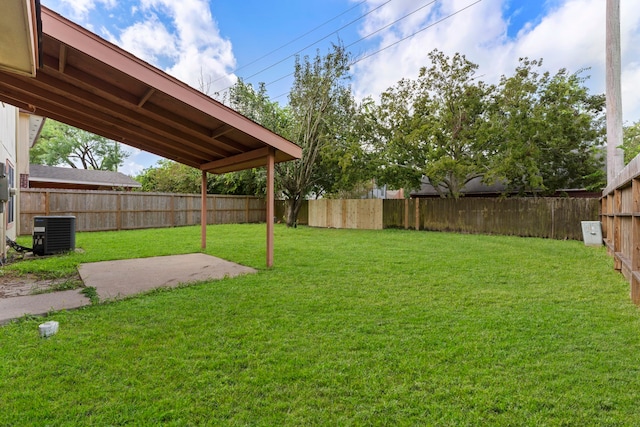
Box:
58;45;67;73
137;87;155;107
210;124;233;139
201;147;270;173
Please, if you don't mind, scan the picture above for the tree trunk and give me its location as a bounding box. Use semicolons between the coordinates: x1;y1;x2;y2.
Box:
285;196;303;228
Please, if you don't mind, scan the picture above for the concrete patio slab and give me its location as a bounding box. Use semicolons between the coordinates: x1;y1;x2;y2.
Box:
0;254;257;324
79;253;257;301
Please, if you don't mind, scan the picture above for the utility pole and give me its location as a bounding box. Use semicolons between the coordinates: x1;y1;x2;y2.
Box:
606;0;624;183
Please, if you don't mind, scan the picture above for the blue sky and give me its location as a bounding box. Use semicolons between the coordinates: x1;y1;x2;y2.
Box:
40;0;640;176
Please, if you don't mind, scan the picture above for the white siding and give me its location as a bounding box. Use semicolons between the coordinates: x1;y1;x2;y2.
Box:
0;103;17;159
0;103;18;241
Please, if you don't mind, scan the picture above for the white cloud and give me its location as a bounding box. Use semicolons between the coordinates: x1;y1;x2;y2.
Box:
352;0;508;99
118;147;162;176
96;0;237;94
108;14;179;66
51;0;116;21
119;160;144;177
622;63;640;124
133;0;237;93
351;0;640;122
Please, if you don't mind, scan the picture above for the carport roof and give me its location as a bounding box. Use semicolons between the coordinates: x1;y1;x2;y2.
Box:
0;6;301;174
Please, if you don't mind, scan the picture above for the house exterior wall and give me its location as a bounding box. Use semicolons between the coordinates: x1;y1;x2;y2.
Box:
16;112;32;239
0;103;19;246
17;113;30;179
0;103;17;156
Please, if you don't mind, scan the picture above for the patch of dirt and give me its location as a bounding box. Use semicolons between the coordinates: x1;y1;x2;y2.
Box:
0;272;83;299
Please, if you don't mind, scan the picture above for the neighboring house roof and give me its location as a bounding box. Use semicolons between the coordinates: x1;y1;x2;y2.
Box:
411;176;507;198
29;164;141;189
366;184;405;200
410;176;600;198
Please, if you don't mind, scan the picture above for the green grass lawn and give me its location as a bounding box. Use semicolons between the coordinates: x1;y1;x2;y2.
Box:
1;224;639;425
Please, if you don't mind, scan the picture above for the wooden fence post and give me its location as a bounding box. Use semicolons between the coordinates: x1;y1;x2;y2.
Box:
214;195;218;224
201;171;207;249
170;195;175;226
614;189;622;270
44;191;50;216
116;193;122;231
550;199;555;239
414;198;420;231
404;198;409;229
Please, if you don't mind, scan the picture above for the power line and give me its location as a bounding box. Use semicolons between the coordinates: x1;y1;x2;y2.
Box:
346;0;437;49
352;0;483;65
268;0;484;101
220;0;392;92
235;0;368;75
263;0;440;90
211;0;368;86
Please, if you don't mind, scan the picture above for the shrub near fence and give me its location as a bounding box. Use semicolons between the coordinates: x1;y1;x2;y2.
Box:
19;189;266;235
308;197;599;240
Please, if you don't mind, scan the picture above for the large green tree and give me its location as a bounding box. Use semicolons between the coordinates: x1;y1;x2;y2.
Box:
229;80;292;137
136;160;201;193
372;50;493;197
31;120;128;171
139;47;365;209
485;59;605;194
277;44;359;225
228;46;363;226
621;120;640;164
136;159;266;196
370;52;605;197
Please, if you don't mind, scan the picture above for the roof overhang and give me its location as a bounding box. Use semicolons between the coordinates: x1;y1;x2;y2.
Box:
0;6;301;174
25;113;45;146
0;0;39;77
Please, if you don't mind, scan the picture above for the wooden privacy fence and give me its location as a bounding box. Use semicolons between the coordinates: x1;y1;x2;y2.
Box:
19;189;598;241
19;189;266;235
309;199;383;229
602;155;640;304
308;197;599;240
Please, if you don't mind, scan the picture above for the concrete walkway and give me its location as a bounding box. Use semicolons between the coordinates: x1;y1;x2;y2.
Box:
0;254;256;324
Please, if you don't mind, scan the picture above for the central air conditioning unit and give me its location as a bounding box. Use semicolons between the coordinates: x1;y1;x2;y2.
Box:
32;216;76;256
